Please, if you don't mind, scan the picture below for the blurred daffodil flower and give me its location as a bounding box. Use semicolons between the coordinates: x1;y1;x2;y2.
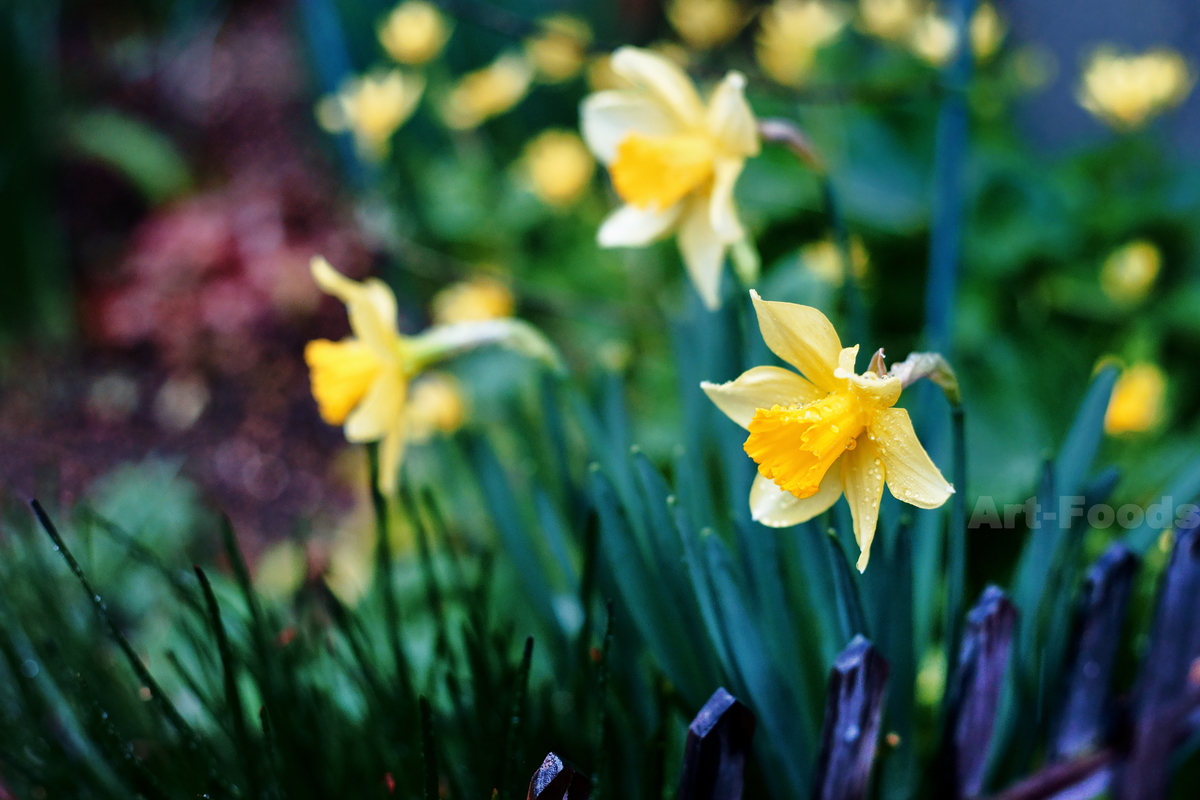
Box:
1105;362;1167;435
407;372;468;443
305;257;559;493
525;15;593;83
969;3;1005;61
1079;47;1193;130
756;0;849;87
378;1;452;65
520;129;596;207
858;0;919;41
1100;240;1160;305
800;236;869;287
702;292;953;570
909;10;958;66
316;70;424;159
432;276;515;324
441;53;534;130
581;47;761;309
667;0;749;51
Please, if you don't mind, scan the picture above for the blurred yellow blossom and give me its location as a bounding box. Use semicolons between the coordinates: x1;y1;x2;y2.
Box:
858;0;919;41
702;293;953;570
580;47;761;309
800;236;869;286
254;539;307;600
1105;362;1167;434
441;53;534;130
432;277;515;324
969;3;1005;61
651;41;694;69
909;10;958;66
316;70;423;159
525;15;592;83
305;258;556;492
1100;240;1161;305
1079;47;1193;130
756;0;849;87
407;373;467;442
667;0;749;51
378;1;452;65
520;130;596;207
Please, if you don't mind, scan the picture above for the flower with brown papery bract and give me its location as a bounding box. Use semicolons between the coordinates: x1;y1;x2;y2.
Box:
702;293;953;571
1105;362;1167;435
1079;47;1193;130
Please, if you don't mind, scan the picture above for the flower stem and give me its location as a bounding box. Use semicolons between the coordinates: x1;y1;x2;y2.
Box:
943;406;968;673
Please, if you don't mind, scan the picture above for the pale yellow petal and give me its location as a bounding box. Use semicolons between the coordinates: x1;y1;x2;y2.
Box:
841;435;885;571
580;90;680;164
311;257;400;360
377;420;407;495
705;71;760;156
871;407;954;508
677;196;727;310
597;202;682;246
749;290;843;390
610;46;705;125
701;366;824;429
344;370;406;443
709;158;745;242
749;462;843;527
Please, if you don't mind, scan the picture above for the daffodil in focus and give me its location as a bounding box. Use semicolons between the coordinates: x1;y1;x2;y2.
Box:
909;10;958;66
1079;47;1193;130
756;0;849;87
521;130;596;207
581;47;761;309
316;70;424;159
667;0;749;50
441;53;534;130
969;3;1005;61
378;1;452;65
702;292;953;570
525;15;592;83
858;0;919;41
305;258;557;493
407;372;467;443
432;277;515;324
1105;362;1166;435
1100;240;1160;305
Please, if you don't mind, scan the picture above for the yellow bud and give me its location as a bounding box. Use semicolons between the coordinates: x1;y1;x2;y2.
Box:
378;1;452;65
432;277;515;325
1079;47;1193;130
524;15;592;83
441;53;534;130
666;0;749;50
756;0;849;87
1100;240;1161;305
521;130;596;207
1105;362;1167;435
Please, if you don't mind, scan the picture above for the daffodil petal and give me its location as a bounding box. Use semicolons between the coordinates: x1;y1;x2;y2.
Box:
709;158;745;242
311;257;400;360
872;407;954;509
377;420;407;495
705;71;760;156
678;196;727;310
580;90;679;165
597;202;682;246
701;366;824;429
841;436;885;572
344;370;406;443
749;290;844;390
749;464;843;527
610;46;705;126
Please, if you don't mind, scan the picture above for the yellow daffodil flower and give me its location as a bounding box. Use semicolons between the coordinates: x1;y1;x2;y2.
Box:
520;129;596;207
667;0;749;50
378;1;452;65
407;372;467;442
800;236;869;287
316;70;424;159
702;292;953;570
432;276;515;324
909;10;958;66
1079;47;1193;130
441;53;534;130
1100;240;1160;305
1105;362;1166;435
756;0;849;87
969;3;1005;61
858;0;919;41
525;15;593;83
305;258;558;493
581;46;760;309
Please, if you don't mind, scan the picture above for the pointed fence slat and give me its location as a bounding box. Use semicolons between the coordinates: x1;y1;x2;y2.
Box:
1118;517;1200;800
678;688;756;800
811;635;890;800
1050;544;1139;762
939;586;1018;800
527;753;590;800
